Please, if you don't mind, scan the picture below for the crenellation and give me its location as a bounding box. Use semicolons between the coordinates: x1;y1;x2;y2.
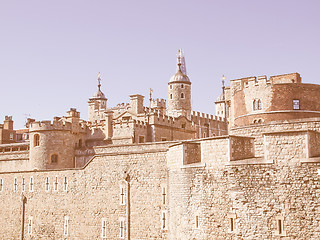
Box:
2;50;320;239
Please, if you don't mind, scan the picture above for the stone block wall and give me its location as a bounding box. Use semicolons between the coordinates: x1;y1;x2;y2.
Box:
0;142;171;239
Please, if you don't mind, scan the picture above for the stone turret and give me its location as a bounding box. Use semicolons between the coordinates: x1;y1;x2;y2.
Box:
28;110;86;170
88;72;107;123
167;50;191;119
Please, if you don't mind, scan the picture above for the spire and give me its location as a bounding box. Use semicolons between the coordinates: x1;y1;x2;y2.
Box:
90;72;106;100
177;49;187;75
97;72;102;91
222;75;226;100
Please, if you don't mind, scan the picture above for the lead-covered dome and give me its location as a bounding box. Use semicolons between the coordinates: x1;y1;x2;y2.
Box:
92;89;106;99
169;68;190;83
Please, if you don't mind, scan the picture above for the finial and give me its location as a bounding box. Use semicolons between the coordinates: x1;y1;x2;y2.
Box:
97;72;101;91
222;75;226;88
177;50;182;71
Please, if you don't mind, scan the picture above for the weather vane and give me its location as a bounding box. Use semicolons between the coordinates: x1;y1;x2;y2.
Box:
97;72;101;90
222;75;226;87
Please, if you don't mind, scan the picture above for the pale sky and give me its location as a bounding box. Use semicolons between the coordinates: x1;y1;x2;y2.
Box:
1;0;320;129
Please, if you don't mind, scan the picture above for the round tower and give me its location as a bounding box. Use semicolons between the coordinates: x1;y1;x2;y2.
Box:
88;72;108;122
167;50;191;119
28;116;85;170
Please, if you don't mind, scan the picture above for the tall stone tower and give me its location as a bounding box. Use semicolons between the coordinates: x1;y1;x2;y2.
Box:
88;72;107;122
167;50;191;119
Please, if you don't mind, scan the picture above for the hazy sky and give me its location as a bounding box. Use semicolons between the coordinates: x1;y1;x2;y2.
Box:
1;0;320;129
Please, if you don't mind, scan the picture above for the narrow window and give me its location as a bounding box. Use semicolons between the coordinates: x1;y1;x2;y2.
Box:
293;99;300;110
162;187;167;205
10;133;13;140
34;134;40;147
0;178;3;192
120;185;125;205
78;139;82;148
51;154;58;164
275;217;285;236
63;177;68;192
64;216;69;236
170;94;173;99
119;218;125;238
161;211;167;230
22;177;25;192
195;215;200;229
138;136;145;143
258;99;262;110
101;218;107;238
181;93;185;99
229;217;235;232
54;176;58;192
181;84;184;88
253;100;257;110
203;132;206;138
29;177;34;192
278;219;282;235
14;178;17;192
45;177;49;191
28;216;33;236
169;85;172;89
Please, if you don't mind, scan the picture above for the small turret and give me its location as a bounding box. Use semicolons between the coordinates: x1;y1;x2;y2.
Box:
167;50;192;119
88;72;108;122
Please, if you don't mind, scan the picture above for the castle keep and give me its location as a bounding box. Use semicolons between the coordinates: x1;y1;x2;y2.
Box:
1;50;320;239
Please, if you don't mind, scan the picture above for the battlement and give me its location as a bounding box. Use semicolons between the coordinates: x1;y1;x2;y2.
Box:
230;73;302;92
151;98;166;110
29;120;73;132
4;116;12;121
113;119;148;129
191;111;223;122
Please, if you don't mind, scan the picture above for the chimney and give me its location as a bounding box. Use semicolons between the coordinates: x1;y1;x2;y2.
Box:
4;116;13;130
130;94;144;114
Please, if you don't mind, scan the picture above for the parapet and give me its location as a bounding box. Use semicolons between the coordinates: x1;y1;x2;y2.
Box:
29;120;73;132
230;72;301;92
151;98;166;110
270;72;301;84
190;111;224;122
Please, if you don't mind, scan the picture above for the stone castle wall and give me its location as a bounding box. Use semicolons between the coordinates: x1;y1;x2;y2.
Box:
0;142;172;240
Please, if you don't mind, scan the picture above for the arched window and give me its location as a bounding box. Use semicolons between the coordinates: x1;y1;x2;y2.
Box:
253;99;262;111
181;84;184;89
34;134;40;147
181;93;185;99
258;99;262;110
51;154;58;164
253;100;257;110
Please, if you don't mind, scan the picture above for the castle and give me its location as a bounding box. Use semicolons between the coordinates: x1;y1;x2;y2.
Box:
1;50;320;239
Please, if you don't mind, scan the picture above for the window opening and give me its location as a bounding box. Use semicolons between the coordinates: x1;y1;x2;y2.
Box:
22;178;25;192
14;178;17;192
54;177;58;191
101;218;107;238
34;134;40;147
64;216;69;236
162;187;167;205
45;177;49;191
120;186;125;205
293;99;300;110
120;218;125;238
51;154;58;164
63;177;68;191
28;216;33;236
29;177;33;192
